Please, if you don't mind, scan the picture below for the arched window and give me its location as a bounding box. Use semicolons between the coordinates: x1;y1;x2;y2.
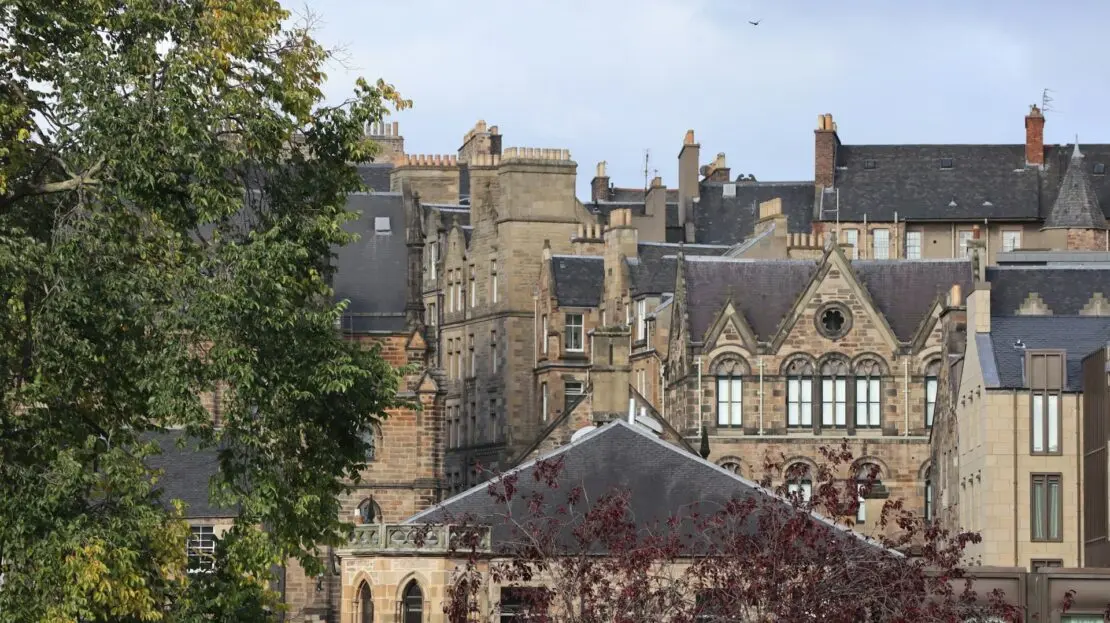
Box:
820;357;849;428
402;581;424;623
718;460;742;475
924;360;941;428
361;425;381;461
358;582;374;623
783;357;814;428
785;462;813;503
357;498;381;524
854;359;883;429
713;356;747;429
855;463;883;524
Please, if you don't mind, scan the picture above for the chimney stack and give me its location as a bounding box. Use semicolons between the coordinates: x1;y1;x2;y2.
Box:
1025;105;1045;168
591;161;611;202
678;129;701;229
701;153;731;182
814;113;840;189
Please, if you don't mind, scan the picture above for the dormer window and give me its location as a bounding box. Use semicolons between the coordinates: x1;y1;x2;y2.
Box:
863;159;876;170
939;158;954;170
1095;163;1107;175
374;216;390;233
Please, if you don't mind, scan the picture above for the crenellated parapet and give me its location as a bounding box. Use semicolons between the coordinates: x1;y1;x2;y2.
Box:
395;153;459;168
469;153;501;168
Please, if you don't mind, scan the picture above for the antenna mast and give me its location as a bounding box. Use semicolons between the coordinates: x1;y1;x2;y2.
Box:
1041;88;1054;114
643;149;651;194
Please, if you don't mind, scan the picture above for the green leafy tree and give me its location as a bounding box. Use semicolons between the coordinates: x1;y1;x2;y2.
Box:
0;1;410;621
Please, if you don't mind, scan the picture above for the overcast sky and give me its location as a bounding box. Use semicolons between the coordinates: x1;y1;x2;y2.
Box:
302;0;1110;198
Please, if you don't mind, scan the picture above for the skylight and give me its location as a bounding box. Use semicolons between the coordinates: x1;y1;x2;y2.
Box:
1095;163;1106;175
863;159;876;170
940;158;953;169
374;216;391;233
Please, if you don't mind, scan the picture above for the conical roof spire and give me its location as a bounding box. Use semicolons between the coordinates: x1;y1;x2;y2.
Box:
1043;141;1108;230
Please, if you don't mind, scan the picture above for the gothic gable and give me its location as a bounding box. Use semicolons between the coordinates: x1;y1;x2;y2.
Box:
702;299;759;352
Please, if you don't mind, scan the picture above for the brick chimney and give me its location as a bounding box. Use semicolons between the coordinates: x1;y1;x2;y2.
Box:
678;130;700;228
701;153;731;182
815;113;840;189
1025;105;1045;168
591;161;611;202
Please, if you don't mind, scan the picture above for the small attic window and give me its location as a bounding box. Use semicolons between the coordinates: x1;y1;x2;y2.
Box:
722;183;736;198
863;159;876;170
1094;163;1107;175
939;158;954;169
373;216;391;233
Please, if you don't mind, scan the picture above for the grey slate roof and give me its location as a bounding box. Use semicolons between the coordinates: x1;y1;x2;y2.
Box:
407;420;870;552
422;204;471;228
143;431;235;519
356;163;393;193
607;187;679;203
685;257;818;341
551;255;604;308
693;181;814;245
629;242;730;296
985;316;1110;390
987;266;1110;316
828;143;1110;223
333;192;409;333
1044;145;1108;229
853;260;972;340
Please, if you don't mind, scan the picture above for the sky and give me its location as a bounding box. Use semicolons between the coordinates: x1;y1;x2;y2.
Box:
300;0;1110;198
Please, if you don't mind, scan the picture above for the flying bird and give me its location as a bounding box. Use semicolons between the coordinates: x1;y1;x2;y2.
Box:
749;19;761;26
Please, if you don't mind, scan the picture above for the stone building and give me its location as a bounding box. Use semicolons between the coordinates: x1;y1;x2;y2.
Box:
811;107;1110;261
658;241;971;529
931;234;1110;570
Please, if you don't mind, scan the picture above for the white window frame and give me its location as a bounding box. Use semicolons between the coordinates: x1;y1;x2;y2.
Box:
905;230;922;260
925;375;938;428
842;229;859;259
716;376;743;428
855;377;881;428
1032;393;1060;454
821;377;847;428
635;299;647;341
787;377;813;428
1002;229;1022;253
957;230;974;258
565;380;584;396
564;313;584;352
187;526;216;573
872;228;890;260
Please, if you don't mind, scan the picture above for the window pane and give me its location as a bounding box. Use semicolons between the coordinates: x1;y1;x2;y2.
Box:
836;403;846;427
855;379;869;426
788;403;800;426
872;229;890;260
801;400;812;425
801;379;812;401
731;402;743;426
905;231;922;260
1048;395;1060;453
869;379;880;402
1032;394;1045;453
731;379;743;401
1032;480;1045;540
1049;479;1061;539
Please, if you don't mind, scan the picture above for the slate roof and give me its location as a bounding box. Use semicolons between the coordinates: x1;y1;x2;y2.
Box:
987;266;1110;316
356;163;393;193
629;242;730;296
828;143;1110;223
407;420;873;552
692;181;814;245
606;187;679;203
142;431;234;519
551;255;604;308
853;260;972;340
684;257;818;341
333;192;409;333
1044;145;1108;229
422;204;471;228
984;317;1110;391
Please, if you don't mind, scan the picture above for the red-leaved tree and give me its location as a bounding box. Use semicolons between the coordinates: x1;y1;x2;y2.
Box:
423;444;1103;623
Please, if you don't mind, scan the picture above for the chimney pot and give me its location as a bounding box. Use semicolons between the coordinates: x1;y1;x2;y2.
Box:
684;129;696;145
950;284;963;307
972;224;981;240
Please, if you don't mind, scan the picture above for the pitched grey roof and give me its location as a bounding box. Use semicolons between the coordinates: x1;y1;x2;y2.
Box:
692;181;814;245
406;420;873;552
1044;145;1108;229
551;255;604;308
629;242;731;296
356;163;393;193
985;316;1110;390
853;260;972;340
684;257;818;341
987;265;1110;316
143;431;235;519
333;193;409;334
827;143;1110;223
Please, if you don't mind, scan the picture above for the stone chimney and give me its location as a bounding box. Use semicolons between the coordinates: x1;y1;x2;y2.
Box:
754;198;787;236
967;227;990;333
458;120;502;165
815;113;840;189
1025;105;1045;168
678;130;700;229
701;153;731;182
591;161;611;202
367;120;405;164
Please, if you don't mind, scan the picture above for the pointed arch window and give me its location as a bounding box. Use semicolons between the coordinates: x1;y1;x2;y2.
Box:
361;425;382;462
784;357;814;428
925;360;941;428
820;358;849;428
359;582;374;623
855;463;883;524
401;580;424;623
713;356;748;428
785;462;813;502
924;466;934;521
357;497;382;524
854;358;883;429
